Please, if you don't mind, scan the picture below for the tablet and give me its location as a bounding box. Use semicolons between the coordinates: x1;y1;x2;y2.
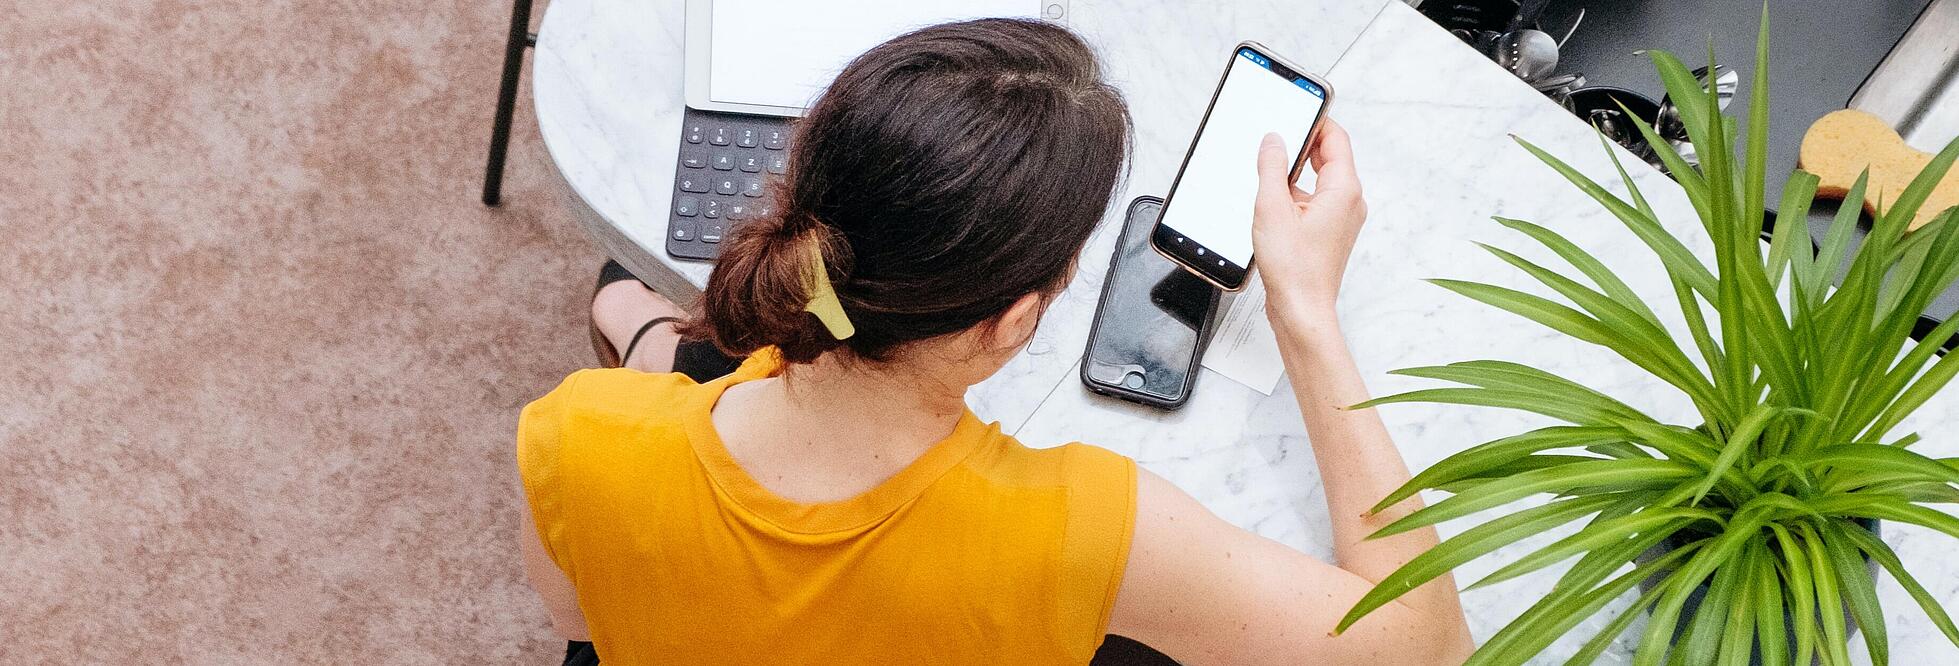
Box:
683;0;1068;117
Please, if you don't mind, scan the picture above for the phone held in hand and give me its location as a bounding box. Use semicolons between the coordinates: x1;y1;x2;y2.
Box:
1151;41;1333;291
1082;196;1221;410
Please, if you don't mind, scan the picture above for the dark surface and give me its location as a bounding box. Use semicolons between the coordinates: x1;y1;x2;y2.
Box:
1527;0;1955;345
1530;0;1928;207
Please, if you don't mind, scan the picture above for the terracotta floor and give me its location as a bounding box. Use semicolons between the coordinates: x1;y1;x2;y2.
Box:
2;1;601;662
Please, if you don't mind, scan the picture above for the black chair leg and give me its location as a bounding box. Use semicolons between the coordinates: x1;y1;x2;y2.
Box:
484;0;538;207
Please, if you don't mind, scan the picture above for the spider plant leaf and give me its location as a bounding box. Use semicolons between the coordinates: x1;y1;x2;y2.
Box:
1336;494;1623;633
1836;518;1959;648
1879;134;1959;235
1553;488;1679;591
1467;508;1719;590
1429;456;1607;496
1368;426;1626;513
1670;275;1727;389
1751;544;1788;666
1684;540;1748;665
1353;387;1622;426
1492;216;1662;326
1636;569;1700;666
1866;342;1959;439
1589;441;1655;459
1636;505;1777;665
1512;137;1718;297
1804;170;1868;305
1369;459;1700;538
1741;7;1771;254
1766;170;1821;289
1562;573;1673;666
1770;524;1819;666
1597;129;1659;221
1614;421;1750;491
1391;360;1649;421
1797;523;1853;666
1822;520;1888;665
1615;98;1711;215
1466;538;1705;666
1796;444;1959;488
1810;493;1959;540
1425;279;1724;410
1474;244;1705;385
1847;302;1959;442
1868;480;1959;503
1689;403;1782;505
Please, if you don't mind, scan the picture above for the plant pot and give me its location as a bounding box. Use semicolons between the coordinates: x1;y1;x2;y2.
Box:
1634;519;1881;664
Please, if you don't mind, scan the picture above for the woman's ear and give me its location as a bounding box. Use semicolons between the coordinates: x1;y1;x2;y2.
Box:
988;292;1048;353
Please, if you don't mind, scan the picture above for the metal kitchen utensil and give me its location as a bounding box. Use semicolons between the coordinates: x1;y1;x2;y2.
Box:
1532;72;1580;92
1495;29;1560;83
1553;7;1585;48
1654;65;1737;141
1701;65;1739;111
1473;30;1504;58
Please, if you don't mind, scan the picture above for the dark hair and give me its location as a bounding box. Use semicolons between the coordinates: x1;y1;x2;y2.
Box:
686;18;1131;364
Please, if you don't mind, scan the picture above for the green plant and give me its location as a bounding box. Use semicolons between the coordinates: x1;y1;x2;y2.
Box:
1335;11;1959;666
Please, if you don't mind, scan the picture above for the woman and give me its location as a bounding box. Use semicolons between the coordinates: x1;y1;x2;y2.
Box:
520;18;1471;665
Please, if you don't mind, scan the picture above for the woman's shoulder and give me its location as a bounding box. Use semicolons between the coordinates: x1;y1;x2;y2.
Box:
965;433;1136;495
526;368;702;420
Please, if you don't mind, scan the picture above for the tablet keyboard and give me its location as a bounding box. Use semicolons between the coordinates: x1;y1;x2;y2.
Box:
666;107;793;261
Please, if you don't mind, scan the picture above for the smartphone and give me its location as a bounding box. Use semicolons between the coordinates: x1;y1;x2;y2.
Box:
1082;196;1221;409
1152;41;1333;291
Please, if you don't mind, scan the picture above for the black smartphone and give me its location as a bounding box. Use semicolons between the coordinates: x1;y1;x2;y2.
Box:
1152;41;1333;291
1082;196;1221;409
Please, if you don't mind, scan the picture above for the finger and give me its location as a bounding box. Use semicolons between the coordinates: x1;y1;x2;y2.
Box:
1307;119;1360;193
1254;132;1296;221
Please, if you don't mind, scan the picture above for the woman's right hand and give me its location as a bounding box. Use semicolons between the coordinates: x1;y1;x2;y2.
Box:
1250;118;1367;320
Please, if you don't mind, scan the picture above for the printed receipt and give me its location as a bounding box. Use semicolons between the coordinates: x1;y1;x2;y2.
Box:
1201;272;1286;394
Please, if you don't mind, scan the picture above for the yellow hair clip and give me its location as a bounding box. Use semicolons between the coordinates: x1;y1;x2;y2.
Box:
801;241;856;340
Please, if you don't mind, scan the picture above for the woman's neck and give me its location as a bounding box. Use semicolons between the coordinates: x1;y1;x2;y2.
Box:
711;351;975;503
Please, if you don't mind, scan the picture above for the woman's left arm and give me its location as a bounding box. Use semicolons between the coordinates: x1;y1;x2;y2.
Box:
521;506;591;641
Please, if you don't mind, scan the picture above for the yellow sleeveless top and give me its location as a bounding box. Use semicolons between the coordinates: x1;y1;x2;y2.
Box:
517;350;1137;664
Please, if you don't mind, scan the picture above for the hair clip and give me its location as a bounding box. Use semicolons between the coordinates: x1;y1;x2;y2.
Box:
801;241;856;340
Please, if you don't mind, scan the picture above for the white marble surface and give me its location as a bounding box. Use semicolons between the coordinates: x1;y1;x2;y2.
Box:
534;0;1959;662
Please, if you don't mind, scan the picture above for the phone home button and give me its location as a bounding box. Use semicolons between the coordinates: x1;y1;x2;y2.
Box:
1122;373;1146;390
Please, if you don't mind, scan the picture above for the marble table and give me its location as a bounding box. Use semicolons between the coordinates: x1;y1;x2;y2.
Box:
534;1;1959;661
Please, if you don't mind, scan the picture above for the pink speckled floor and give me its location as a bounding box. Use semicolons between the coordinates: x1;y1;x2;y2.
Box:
2;1;597;662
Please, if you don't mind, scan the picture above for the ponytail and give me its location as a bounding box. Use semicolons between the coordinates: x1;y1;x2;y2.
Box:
683;212;854;364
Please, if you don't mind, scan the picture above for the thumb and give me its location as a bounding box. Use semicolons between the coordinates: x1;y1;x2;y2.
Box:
1254;133;1294;220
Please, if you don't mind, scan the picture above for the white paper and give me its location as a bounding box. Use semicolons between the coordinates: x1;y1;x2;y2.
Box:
709;0;1046;110
1200;273;1286;394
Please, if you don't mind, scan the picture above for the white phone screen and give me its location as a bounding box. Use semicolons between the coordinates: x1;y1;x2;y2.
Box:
1158;48;1327;268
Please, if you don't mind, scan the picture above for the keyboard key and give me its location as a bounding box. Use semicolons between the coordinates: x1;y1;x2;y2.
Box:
703;200;721;219
764;129;786;150
766;154;787;174
675;195;700;217
681;150;707;169
678;175;708;193
702;223;726;243
742;177;764;197
736;129;759;148
685;124;704;144
739;155;762;173
709;128;732;146
715;178;737;195
711;154;735;171
727;204;749;221
671;219;696;241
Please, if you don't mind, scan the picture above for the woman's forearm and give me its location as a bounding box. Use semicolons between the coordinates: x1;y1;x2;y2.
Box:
1272;301;1462;618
